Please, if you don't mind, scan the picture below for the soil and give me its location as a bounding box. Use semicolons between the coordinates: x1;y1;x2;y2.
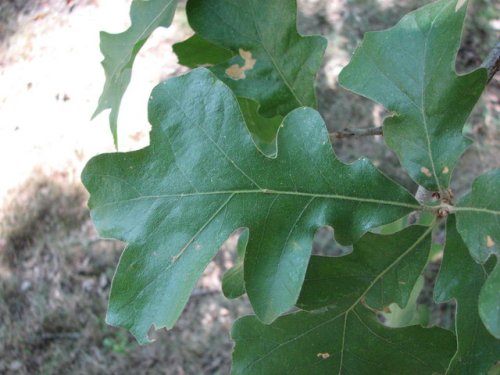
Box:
0;0;498;374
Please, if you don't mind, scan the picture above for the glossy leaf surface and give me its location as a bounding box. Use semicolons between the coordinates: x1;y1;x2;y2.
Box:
434;217;500;373
82;68;418;342
174;34;282;156
186;0;327;118
339;0;487;192
232;226;456;374
93;0;178;144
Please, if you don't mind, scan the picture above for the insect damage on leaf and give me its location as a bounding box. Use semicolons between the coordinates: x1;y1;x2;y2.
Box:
225;49;257;80
420;167;432;177
316;352;330;359
487;235;495;248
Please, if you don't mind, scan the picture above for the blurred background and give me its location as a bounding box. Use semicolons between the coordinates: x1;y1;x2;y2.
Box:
0;0;498;373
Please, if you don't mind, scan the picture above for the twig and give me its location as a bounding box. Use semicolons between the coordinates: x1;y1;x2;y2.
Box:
329;126;383;140
482;41;500;83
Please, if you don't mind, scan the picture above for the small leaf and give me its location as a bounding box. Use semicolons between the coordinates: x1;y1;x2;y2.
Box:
222;229;249;299
339;0;487;192
186;0;327;117
434;216;500;373
172;34;235;68
82;69;418;342
93;0;178;145
232;226;456;374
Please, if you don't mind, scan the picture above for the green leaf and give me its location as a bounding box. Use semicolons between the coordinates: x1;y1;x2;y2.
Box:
186;0;327;117
298;226;432;312
172;34;235;68
82;68;418;342
434;216;500;373
93;0;178;145
382;276;428;328
455;169;500;338
339;0;487;192
222;229;248;299
232;226;456;374
237;97;282;157
480;261;500;339
456;169;500;263
174;35;282;156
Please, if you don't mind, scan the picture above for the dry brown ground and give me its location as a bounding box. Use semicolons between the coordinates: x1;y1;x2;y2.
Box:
0;0;498;374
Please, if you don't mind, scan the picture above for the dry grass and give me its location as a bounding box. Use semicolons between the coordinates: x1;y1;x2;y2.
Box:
0;169;250;374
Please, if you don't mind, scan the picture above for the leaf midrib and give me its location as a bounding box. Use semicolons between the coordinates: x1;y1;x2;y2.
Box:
419;2;449;193
454;206;500;216
89;185;421;211
247;0;305;107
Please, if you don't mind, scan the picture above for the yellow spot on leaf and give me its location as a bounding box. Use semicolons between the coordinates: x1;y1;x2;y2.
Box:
487;235;495;248
442;166;449;174
383;306;392;314
455;0;467;12
420;167;432;177
225;49;257;80
317;352;330;359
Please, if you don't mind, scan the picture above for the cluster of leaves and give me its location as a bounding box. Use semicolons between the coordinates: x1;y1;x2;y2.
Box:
85;0;499;373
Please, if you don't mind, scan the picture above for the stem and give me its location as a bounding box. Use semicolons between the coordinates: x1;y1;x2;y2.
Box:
329;126;383;140
482;41;500;83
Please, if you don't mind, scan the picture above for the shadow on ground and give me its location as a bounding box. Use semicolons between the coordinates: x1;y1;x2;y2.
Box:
0;170;250;374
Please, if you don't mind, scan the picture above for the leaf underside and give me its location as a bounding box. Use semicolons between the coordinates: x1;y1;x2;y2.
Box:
231;226;456;374
93;0;178;145
339;0;487;192
82;68;418;342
